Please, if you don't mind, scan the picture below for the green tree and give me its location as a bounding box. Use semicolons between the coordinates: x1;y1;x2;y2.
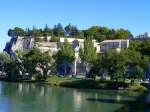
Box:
129;40;142;52
53;23;65;37
141;40;150;56
8;27;25;37
25;28;31;36
101;50;128;81
79;36;97;77
0;52;20;81
90;49;148;82
114;29;132;39
89;56;103;79
65;24;73;36
6;58;20;81
8;29;14;37
0;52;11;65
71;26;79;37
87;26;104;42
50;36;60;42
123;49;148;84
0;52;10;78
107;29;116;40
128;65;144;85
56;39;74;63
55;39;74;75
23;49;51;80
30;26;43;38
43;24;53;40
87;26;113;42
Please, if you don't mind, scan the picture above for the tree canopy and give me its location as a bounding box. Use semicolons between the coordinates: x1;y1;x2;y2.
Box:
55;40;74;75
8;23;133;42
23;49;51;74
90;49;149;81
79;36;97;64
55;40;74;64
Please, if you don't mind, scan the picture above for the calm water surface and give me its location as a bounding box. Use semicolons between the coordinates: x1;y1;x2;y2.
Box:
0;81;139;112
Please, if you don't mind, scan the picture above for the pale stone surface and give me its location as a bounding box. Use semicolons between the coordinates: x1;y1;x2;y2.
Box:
11;36;34;52
6;36;129;56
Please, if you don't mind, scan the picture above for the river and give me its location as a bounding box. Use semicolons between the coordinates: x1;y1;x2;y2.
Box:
0;81;142;112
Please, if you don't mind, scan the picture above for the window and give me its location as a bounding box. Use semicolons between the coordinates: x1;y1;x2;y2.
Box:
121;41;127;48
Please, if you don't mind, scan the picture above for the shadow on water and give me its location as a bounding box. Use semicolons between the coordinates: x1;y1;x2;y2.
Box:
115;93;150;112
87;98;136;104
87;93;150;112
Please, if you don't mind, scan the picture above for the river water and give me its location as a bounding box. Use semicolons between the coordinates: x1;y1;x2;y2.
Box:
0;82;141;112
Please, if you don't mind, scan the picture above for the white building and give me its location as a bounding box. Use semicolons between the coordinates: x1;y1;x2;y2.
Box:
4;36;130;76
60;37;129;53
35;42;58;56
136;32;150;38
37;36;52;42
99;39;129;53
59;38;129;75
7;36;129;56
60;37;100;53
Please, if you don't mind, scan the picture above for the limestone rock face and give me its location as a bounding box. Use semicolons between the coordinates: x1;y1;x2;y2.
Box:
4;36;58;56
4;36;34;55
12;36;34;52
4;37;17;56
35;42;58;56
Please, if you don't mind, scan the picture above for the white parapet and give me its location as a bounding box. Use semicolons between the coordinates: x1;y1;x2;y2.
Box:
99;39;129;53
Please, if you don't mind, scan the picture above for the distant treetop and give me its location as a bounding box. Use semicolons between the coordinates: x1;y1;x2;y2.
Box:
8;23;133;42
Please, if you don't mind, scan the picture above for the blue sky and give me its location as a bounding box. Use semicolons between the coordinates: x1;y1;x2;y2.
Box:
0;0;150;51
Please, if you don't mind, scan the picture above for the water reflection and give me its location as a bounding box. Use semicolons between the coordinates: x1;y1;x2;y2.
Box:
87;97;136;104
0;98;10;112
117;95;121;102
73;90;82;111
147;94;150;104
0;82;142;112
0;82;1;95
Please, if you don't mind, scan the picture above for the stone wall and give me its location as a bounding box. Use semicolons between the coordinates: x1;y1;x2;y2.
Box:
4;36;58;56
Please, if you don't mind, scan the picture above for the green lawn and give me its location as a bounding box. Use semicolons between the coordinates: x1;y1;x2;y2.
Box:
46;76;80;86
46;76;148;94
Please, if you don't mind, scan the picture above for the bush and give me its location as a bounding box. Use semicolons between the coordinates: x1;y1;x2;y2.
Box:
35;37;44;42
128;85;147;92
50;36;59;42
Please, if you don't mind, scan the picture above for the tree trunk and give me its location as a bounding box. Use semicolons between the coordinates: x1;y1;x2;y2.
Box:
131;79;134;85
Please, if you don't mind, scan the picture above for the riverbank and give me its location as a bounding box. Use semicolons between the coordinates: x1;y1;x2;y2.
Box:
1;76;149;112
0;76;148;95
0;81;142;112
45;76;148;94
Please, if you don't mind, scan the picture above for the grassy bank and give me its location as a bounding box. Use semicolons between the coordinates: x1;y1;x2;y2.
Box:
46;76;78;86
46;76;148;93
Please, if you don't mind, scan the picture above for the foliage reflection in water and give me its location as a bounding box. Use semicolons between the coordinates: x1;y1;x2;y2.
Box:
0;82;143;112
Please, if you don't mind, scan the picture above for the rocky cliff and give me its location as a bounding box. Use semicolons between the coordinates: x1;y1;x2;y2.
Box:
4;36;34;56
4;36;58;56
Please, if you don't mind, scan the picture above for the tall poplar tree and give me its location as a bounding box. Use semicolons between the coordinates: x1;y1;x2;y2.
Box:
79;36;97;75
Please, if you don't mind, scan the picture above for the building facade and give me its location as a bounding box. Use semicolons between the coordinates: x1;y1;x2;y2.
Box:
99;39;129;53
4;35;130;76
129;32;150;42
